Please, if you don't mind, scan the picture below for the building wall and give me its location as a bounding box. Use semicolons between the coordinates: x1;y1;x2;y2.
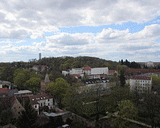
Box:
70;68;83;75
33;104;39;115
91;67;108;75
11;98;25;119
128;79;152;93
45;98;54;109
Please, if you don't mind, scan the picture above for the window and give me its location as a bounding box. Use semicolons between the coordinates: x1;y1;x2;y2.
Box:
48;103;50;106
48;99;49;101
35;105;37;108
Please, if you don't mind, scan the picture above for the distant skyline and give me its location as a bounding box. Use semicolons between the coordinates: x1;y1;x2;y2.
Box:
1;0;160;62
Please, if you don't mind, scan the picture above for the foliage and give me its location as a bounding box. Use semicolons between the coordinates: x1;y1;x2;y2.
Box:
105;87;133;113
151;75;160;94
16;100;37;128
119;70;126;87
47;78;70;108
25;77;41;94
63;85;83;115
111;100;137;128
120;59;141;68
0;109;13;126
49;71;63;82
14;73;27;90
13;68;41;90
138;93;160;127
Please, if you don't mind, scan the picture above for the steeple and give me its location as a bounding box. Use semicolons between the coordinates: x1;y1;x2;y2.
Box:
44;74;50;83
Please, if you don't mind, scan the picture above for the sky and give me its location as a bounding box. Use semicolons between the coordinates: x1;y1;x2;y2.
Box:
1;0;160;62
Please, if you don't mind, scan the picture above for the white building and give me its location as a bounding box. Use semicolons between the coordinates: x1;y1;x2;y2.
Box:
63;66;109;79
126;76;152;93
28;94;57;114
90;67;109;79
145;61;154;67
69;68;83;75
62;71;69;76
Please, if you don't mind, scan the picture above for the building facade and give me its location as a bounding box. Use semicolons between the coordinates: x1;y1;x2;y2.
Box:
126;76;152;93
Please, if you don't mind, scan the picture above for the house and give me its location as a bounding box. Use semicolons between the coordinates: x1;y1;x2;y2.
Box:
62;71;69;76
0;88;9;97
145;61;154;67
108;70;117;76
126;76;152;93
11;97;25;119
0;81;11;89
32;65;48;72
19;94;57;115
83;66;91;75
0;96;25;119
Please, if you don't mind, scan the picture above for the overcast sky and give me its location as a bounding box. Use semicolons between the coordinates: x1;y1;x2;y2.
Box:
1;0;160;62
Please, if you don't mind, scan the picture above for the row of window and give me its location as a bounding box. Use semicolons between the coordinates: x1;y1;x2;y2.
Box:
135;80;150;83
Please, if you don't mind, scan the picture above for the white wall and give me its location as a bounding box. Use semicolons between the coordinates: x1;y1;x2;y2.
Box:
91;67;108;75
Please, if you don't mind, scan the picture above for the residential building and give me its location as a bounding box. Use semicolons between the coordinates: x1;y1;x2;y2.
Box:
63;66;109;80
0;96;25;119
89;67;109;79
145;61;154;67
69;68;83;76
126;76;152;93
83;66;91;75
19;94;57;114
0;81;11;89
32;65;48;72
0;88;9;97
62;71;69;76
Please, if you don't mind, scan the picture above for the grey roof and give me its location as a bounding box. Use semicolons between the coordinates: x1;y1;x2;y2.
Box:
14;90;32;95
43;111;70;117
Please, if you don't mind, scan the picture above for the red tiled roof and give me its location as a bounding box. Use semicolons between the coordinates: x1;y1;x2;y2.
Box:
72;74;80;77
109;70;116;73
0;88;9;94
83;66;91;71
126;68;160;73
0;96;16;110
126;76;151;80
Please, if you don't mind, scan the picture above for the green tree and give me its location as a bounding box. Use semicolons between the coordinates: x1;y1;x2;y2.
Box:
119;70;126;87
0;109;13;126
63;85;83;114
151;75;160;94
112;100;137;128
16;100;37;128
14;73;27;90
47;78;70;108
25;77;41;94
105;87;133;113
13;68;41;90
139;93;160;128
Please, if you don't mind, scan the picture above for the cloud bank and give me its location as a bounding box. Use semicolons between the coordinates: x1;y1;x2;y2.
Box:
0;0;160;62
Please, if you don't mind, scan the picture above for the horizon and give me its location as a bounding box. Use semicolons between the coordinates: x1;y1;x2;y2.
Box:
0;55;159;63
0;1;160;62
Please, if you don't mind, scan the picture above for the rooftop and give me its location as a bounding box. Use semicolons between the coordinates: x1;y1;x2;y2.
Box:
126;76;152;80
